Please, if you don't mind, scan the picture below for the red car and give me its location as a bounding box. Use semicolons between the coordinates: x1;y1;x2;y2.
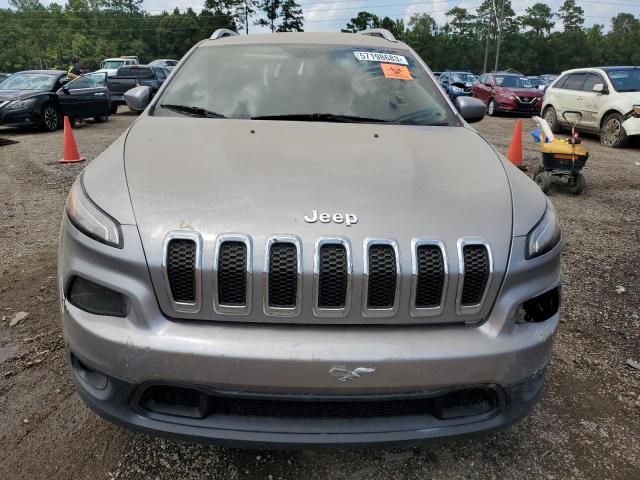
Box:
473;73;544;116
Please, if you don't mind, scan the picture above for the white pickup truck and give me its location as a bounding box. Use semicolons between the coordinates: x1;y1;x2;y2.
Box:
94;57;139;77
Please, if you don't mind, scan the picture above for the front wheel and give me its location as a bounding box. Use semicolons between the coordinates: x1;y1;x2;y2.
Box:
110;104;119;115
40;103;60;132
487;98;497;116
94;114;109;123
600;113;629;148
568;173;586;195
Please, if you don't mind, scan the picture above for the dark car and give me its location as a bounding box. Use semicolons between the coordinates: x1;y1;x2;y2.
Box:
439;71;475;101
472;72;544;116
0;70;111;131
107;65;170;113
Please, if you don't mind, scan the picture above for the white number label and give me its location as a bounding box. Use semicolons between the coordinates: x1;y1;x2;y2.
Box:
353;51;409;65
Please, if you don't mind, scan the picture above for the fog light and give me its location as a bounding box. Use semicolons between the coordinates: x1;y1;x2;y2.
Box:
518;286;561;323
67;276;127;317
72;355;108;390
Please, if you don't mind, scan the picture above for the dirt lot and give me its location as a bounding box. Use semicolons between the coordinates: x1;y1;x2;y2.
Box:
0;112;639;480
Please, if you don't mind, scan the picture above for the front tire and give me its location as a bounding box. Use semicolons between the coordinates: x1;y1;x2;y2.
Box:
94;114;109;123
600;113;629;148
40;103;60;132
543;106;562;134
487;98;497;116
110;104;118;115
534;171;552;194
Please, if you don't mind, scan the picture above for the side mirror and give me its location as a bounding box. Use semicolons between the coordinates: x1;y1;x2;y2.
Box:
455;96;486;124
593;83;607;94
124;85;152;112
62;85;70;94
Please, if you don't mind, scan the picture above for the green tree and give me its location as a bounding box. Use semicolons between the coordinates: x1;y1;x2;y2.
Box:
256;0;281;32
520;3;554;36
341;11;380;33
557;0;585;31
277;0;303;32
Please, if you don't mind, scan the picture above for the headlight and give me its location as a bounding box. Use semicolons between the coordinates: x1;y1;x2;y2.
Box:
65;174;122;248
633;105;640;116
451;86;463;93
5;98;37;111
526;200;561;259
499;93;515;100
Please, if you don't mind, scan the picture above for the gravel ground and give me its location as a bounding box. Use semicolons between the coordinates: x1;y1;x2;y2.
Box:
0;112;639;480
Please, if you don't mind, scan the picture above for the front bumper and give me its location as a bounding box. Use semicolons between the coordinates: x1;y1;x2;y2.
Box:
0;107;41;127
495;98;542;114
59;216;561;445
110;94;125;105
622;115;640;136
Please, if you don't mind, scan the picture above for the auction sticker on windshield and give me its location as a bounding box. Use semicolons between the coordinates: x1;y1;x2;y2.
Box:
380;64;412;81
353;51;409;65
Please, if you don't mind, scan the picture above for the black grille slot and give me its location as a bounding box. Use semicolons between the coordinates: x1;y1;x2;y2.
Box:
461;245;490;305
268;242;298;308
318;244;348;309
367;244;397;309
166;239;197;303
415;245;445;308
217;241;247;306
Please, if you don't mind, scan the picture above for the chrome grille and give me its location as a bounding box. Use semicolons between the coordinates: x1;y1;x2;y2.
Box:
363;240;400;317
264;237;302;317
162;231;202;313
213;235;252;315
162;233;493;321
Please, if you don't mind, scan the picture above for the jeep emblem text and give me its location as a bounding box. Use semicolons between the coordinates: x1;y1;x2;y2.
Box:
304;210;358;226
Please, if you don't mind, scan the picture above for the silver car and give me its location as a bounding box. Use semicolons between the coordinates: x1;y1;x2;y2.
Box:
59;29;562;447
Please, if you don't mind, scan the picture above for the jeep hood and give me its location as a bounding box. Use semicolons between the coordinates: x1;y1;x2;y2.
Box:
123;116;513;321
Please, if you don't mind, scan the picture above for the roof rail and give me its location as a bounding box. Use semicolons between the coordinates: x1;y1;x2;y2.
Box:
356;28;397;42
210;28;239;40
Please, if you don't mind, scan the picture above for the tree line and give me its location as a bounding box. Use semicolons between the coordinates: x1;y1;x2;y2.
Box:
0;0;639;75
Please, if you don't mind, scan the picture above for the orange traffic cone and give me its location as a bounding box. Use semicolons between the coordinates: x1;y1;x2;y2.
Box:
506;119;526;171
59;116;85;164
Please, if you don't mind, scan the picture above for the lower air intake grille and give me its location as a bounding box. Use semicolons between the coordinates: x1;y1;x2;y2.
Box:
415;245;445;308
367;245;397;309
217;241;247;306
166;239;197;303
461;245;490;305
318;244;348;308
268;242;298;308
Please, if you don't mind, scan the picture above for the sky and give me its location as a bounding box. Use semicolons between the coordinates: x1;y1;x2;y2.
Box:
1;0;640;32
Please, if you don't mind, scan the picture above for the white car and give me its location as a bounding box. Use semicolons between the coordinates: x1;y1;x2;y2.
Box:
94;57;139;77
542;66;640;148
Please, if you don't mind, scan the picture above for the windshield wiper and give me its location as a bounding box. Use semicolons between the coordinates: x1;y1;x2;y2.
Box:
160;104;226;118
251;113;390;124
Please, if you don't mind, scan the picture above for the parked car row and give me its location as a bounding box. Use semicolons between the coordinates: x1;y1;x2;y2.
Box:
435;67;639;148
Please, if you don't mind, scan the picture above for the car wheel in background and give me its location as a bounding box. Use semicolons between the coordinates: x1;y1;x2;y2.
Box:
487;99;497;116
600;113;629;148
110;104;119;115
534;171;552;194
94;114;109;123
568;173;586;195
543;106;562;134
40;103;60;132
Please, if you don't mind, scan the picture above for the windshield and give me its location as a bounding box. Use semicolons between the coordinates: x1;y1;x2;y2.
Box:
606;68;640;92
102;61;125;70
496;75;533;88
154;44;457;126
450;72;475;84
0;72;58;91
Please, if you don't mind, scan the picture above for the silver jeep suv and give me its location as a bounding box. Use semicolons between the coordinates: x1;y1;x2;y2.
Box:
59;29;562;447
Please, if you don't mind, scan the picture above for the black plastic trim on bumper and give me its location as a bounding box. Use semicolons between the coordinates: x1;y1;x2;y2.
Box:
69;352;547;448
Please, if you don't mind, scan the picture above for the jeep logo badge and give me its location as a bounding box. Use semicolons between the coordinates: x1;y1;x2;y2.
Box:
304;210;358;227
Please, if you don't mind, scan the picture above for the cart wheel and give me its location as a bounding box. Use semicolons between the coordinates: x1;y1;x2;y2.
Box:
531;164;544;178
568;173;586;195
534;172;552;194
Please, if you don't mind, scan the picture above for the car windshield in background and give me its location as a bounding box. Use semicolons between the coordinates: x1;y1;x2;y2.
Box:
451;73;475;84
606;68;640;92
154;44;458;126
102;61;125;69
529;78;545;86
496;75;533;88
0;73;57;90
